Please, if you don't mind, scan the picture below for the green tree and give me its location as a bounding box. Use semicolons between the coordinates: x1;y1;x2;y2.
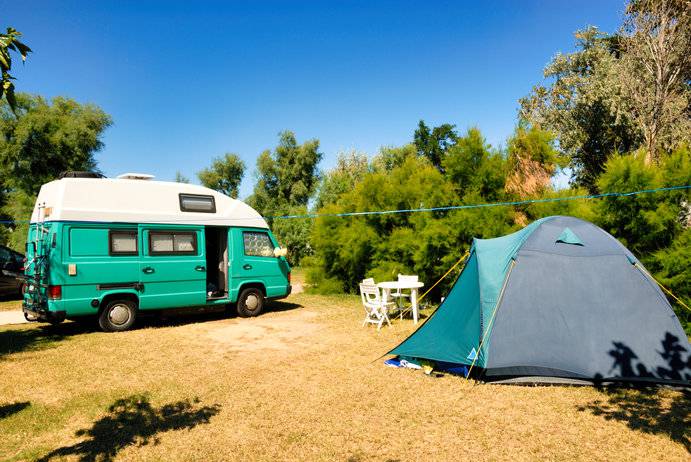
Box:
197;153;245;198
0;27;31;112
307;128;517;298
0;94;112;195
371;144;417;173
413;120;459;173
443;127;507;202
3;189;34;251
248;131;322;265
618;0;691;163
652;228;691;332
505;125;562;199
248;131;322;214
315;150;369;209
0;94;111;250
174;171;190;183
520;27;641;191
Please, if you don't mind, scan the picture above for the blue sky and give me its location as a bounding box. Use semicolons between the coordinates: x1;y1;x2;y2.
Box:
4;0;624;198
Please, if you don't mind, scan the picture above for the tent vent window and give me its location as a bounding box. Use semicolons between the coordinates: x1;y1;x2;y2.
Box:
555;228;583;246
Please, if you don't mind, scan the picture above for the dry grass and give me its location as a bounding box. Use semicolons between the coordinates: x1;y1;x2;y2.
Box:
0;299;21;312
0;292;688;461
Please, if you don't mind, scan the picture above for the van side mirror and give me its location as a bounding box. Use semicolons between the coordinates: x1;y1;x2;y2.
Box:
273;247;288;258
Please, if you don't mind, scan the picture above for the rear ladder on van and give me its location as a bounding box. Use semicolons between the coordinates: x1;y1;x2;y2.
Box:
22;203;53;322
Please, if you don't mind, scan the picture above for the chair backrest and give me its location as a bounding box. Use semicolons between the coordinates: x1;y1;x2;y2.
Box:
359;283;381;306
361;277;375;285
398;274;418;283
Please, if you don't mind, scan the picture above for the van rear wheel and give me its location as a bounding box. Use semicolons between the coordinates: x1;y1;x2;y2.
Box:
237;288;264;317
99;299;137;332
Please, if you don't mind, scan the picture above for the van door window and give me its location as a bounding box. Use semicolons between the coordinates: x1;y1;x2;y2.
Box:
149;231;197;255
243;232;274;257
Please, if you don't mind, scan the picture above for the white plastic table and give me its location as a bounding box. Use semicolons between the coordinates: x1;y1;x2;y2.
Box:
377;280;425;324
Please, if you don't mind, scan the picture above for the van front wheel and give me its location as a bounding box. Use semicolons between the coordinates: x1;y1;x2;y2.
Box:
237;288;264;317
99;299;137;332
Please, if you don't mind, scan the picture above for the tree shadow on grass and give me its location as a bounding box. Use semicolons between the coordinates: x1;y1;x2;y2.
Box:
0;401;30;419
577;387;690;452
37;395;220;462
578;332;691;452
0;322;92;360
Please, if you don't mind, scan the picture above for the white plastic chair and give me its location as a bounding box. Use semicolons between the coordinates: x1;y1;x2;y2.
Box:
359;283;395;331
361;277;375;285
391;274;418;319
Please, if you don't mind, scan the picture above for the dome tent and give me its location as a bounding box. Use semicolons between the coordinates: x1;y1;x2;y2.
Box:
389;216;690;385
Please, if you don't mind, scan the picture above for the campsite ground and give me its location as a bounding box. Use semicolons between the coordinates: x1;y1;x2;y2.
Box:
0;277;688;461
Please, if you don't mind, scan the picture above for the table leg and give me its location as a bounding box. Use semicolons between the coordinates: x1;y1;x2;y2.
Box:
381;288;391;322
411;288;418;324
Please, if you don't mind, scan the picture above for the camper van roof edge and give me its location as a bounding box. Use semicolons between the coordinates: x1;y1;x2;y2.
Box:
30;177;269;229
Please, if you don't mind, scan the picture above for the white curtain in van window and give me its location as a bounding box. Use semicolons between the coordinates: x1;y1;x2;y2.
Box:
151;234;174;252
112;234;136;253
174;234;195;252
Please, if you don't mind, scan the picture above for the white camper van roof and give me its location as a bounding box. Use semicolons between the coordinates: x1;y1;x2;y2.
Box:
31;177;269;229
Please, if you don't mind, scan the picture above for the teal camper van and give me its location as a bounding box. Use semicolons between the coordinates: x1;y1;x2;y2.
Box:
22;172;291;331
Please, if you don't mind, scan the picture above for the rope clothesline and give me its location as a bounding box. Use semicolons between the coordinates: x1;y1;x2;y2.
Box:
1;184;689;225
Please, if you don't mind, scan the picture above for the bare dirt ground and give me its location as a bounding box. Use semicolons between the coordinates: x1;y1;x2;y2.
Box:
0;292;689;461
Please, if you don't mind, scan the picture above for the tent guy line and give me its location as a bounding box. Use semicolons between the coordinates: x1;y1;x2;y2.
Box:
5;183;690;225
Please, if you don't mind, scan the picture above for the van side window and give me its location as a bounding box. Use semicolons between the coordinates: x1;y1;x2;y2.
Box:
243;232;274;257
149;231;197;255
109;231;138;256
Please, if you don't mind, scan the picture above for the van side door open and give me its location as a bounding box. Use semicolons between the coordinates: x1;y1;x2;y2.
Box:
138;225;207;309
204;226;229;299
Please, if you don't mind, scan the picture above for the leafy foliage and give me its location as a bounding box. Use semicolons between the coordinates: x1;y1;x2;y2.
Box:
174;171;190;183
616;0;691;162
3;189;36;252
520;27;641;191
0;94;111;251
307;128;516;298
316;150;369;209
0;94;112;196
0;27;31;113
506;125;562;199
413;120;459;173
248;131;322;265
197;153;245;198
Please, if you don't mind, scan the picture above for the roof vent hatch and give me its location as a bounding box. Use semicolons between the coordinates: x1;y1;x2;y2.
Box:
116;173;155;180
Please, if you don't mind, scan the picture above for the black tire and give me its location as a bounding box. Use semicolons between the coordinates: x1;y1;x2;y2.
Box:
236;287;264;318
98;299;137;332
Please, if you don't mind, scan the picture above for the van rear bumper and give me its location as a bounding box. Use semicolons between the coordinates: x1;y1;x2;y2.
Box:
23;305;66;323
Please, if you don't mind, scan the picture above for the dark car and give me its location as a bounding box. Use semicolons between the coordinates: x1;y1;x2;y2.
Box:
0;245;25;297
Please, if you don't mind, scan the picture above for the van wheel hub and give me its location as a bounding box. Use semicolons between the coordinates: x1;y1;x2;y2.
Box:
245;294;259;310
109;304;131;325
